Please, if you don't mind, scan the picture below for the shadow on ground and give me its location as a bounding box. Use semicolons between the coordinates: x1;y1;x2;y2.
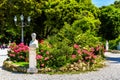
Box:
107;57;120;64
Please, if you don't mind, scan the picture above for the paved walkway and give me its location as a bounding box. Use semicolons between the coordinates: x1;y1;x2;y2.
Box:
0;49;120;80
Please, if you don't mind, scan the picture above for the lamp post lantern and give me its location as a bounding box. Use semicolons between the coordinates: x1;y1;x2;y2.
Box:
14;14;31;43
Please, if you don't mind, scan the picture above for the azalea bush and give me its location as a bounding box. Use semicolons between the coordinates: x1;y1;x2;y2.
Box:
8;42;29;62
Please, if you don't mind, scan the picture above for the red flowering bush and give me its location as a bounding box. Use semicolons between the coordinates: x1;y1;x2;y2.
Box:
8;42;29;62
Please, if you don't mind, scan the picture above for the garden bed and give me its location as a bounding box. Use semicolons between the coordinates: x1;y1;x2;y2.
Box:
4;42;106;74
3;58;106;74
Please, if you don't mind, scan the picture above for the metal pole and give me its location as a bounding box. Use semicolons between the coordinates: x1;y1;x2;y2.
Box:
21;21;24;43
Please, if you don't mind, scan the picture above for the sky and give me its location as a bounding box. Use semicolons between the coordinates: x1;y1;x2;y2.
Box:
92;0;115;7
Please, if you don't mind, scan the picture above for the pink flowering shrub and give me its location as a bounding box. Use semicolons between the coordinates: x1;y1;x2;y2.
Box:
36;39;105;69
36;40;51;68
8;42;29;62
72;44;105;65
7;41;105;70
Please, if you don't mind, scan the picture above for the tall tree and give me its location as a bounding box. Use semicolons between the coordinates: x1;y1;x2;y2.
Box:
0;0;100;43
99;6;120;40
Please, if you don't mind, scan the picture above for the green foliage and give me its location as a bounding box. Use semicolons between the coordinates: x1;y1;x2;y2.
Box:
36;40;52;68
35;19;104;69
13;62;28;67
114;1;120;8
36;39;105;69
0;0;100;42
56;23;76;45
36;38;74;68
0;0;37;43
56;18;101;48
72;11;101;33
49;42;73;68
74;31;102;47
109;36;120;49
99;6;120;40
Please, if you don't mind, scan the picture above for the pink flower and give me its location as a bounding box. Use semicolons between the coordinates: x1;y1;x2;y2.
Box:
41;64;44;67
19;56;23;59
77;49;82;54
44;57;49;60
24;46;29;51
82;49;91;55
14;49;19;53
36;55;43;60
96;46;100;51
17;48;22;52
90;47;95;52
22;48;26;52
74;44;79;49
18;43;24;47
46;51;49;55
9;54;15;57
85;56;90;60
72;54;76;59
92;54;97;59
41;50;44;52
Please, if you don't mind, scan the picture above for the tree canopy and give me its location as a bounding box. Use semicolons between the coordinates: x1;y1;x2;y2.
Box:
98;1;120;40
0;0;100;43
0;0;120;44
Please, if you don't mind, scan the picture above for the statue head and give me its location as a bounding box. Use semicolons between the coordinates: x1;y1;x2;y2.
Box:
31;33;36;41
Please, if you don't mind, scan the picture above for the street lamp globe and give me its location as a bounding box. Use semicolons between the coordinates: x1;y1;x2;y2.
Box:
14;16;17;22
27;16;31;22
20;14;24;21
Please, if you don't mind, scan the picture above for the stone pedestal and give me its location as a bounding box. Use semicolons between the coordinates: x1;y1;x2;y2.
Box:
27;46;38;73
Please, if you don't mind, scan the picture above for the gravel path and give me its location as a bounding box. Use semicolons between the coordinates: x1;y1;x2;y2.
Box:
0;49;120;80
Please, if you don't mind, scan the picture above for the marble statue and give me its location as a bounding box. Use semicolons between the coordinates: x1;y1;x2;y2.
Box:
27;33;38;73
29;33;38;48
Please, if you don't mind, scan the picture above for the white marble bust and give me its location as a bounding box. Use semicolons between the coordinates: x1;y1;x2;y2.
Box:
29;33;38;48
